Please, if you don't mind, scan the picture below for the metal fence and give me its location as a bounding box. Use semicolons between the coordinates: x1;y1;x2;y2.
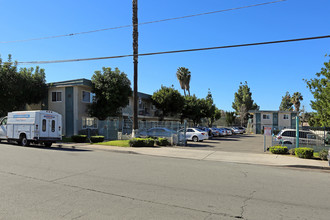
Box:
80;117;188;145
270;126;330;152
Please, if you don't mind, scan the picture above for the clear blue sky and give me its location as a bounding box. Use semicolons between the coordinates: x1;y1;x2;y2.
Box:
1;0;329;112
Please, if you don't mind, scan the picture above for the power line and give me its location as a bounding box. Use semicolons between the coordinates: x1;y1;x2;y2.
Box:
17;34;330;65
1;0;287;44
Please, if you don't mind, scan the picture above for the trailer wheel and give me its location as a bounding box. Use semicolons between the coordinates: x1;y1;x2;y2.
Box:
20;135;30;147
44;142;52;147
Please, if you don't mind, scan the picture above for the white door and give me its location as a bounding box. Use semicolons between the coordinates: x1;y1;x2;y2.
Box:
40;118;49;137
49;117;59;138
186;129;194;140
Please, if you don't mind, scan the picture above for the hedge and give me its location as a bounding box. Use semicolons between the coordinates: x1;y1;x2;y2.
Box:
71;135;87;143
90;136;105;143
295;147;314;159
156;138;171;146
269;146;288;154
129;138;155;147
288;148;296;155
319;149;329;161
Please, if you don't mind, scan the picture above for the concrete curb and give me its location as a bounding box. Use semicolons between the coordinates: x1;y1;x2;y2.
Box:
54;143;329;171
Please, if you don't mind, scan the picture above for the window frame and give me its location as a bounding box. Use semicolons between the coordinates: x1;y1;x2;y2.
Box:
51;91;62;102
82;91;94;103
82;117;98;129
262;114;270;120
283;114;289;120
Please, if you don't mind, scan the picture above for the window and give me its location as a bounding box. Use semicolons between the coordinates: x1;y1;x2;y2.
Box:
262;114;270;120
283;114;289;120
42;119;46;132
82;91;94;103
0;118;7;125
51;120;55;132
52;92;62;102
82;117;98;129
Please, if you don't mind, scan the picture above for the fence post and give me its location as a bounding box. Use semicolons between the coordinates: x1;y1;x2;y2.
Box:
296;116;299;148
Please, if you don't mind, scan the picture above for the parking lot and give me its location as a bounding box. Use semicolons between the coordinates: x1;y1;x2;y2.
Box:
178;134;266;154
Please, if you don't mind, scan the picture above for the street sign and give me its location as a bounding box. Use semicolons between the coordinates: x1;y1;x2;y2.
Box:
264;127;272;136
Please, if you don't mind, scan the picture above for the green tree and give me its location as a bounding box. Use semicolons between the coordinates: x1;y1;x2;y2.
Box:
225;112;236;126
0;55;47;116
203;90;220;127
291;92;303;112
232;81;258;122
176;67;191;96
88;67;132;120
305;56;330;127
181;95;201;125
151;86;184;120
279;91;293;111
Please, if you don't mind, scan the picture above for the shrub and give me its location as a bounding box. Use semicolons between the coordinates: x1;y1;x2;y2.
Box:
78;129;98;136
319;149;329;161
269;146;288;154
288;148;296;155
129;138;155;147
156;138;171;146
295;147;314;159
71;135;87;143
90;136;105;143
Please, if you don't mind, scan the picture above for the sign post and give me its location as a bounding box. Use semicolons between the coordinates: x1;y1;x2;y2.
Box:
264;127;272;152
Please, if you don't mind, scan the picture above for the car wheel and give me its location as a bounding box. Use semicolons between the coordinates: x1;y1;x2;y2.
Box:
21;136;30;147
192;136;199;142
44;142;52;147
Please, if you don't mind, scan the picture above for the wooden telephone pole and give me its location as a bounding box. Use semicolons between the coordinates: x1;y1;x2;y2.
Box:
132;0;139;136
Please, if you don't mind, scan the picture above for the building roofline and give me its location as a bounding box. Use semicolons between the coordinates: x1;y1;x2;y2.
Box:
48;78;92;87
249;110;298;113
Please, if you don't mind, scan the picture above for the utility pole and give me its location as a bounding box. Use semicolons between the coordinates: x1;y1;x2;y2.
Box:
132;0;139;137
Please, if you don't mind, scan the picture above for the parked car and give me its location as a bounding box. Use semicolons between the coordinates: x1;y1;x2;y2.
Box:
214;128;226;137
179;128;208;142
223;128;233;136
140;127;176;138
209;128;220;137
196;127;213;138
232;127;245;134
276;129;319;145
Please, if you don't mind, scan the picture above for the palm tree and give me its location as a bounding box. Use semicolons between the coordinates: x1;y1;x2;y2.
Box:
291;92;303;112
176;67;191;96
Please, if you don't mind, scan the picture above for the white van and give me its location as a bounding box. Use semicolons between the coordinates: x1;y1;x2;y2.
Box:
276;128;318;145
0;110;62;147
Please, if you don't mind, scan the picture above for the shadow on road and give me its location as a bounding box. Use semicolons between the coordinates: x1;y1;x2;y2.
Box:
0;141;92;152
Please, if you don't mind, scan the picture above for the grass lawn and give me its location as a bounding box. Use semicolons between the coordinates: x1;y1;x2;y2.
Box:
96;140;130;147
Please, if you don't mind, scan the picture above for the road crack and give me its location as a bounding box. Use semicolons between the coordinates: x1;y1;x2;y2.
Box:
238;190;256;219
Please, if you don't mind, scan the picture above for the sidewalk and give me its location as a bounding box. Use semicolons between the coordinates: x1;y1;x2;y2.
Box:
54;143;330;170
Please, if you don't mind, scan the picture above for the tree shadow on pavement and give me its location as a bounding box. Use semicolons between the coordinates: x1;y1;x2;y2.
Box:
1;142;92;152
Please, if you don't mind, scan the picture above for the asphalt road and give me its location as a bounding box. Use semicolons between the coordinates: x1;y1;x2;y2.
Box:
0;142;330;220
181;134;268;153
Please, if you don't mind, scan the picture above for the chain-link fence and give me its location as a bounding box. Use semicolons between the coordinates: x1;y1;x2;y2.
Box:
270;126;330;152
79;117;188;145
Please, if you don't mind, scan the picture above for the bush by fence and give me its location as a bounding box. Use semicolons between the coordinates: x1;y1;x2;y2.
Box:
269;146;288;154
90;136;105;143
129;138;155;147
319;149;328;161
295;148;314;159
71;135;87;143
156;138;171;146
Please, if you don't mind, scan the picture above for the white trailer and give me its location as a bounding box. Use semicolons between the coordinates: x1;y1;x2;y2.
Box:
0;110;62;147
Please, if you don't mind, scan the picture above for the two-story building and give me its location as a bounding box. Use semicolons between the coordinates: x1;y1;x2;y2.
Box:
249;110;298;134
28;78;180;137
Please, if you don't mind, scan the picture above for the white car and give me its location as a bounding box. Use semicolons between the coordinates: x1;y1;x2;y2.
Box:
180;128;208;142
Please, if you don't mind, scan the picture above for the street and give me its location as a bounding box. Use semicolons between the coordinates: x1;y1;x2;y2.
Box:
0;142;329;220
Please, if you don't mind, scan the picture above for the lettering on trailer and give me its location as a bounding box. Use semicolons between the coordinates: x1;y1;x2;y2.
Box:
13;114;30;120
44;114;55;119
